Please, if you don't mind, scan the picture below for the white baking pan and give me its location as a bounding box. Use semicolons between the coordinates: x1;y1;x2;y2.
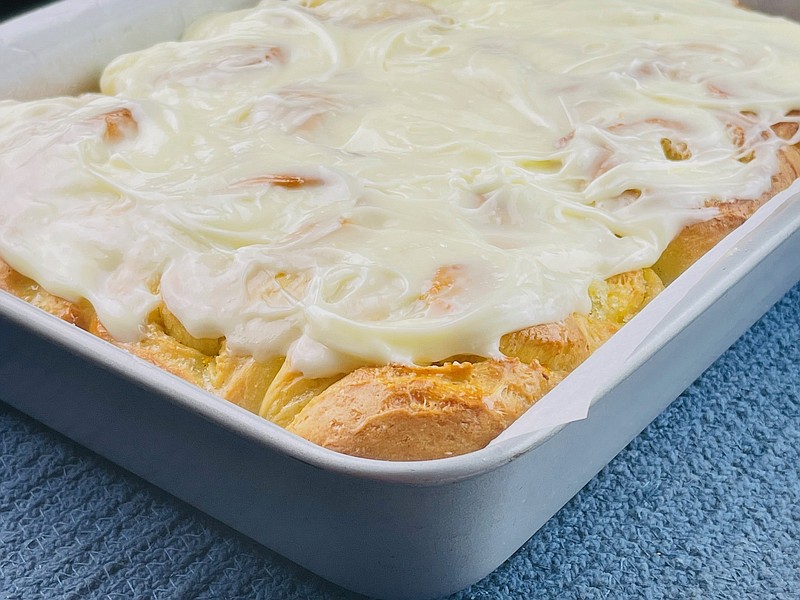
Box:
1;2;799;598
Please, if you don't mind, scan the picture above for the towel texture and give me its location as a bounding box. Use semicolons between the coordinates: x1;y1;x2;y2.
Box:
2;282;799;599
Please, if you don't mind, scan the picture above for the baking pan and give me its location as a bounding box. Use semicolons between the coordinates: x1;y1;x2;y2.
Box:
1;2;799;598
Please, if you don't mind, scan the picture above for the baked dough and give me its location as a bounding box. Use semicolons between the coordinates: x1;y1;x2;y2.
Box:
2;1;800;460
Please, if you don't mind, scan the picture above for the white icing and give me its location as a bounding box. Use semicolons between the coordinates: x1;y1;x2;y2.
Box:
1;0;800;377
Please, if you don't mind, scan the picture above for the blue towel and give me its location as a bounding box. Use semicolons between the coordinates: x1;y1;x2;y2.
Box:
2;282;799;599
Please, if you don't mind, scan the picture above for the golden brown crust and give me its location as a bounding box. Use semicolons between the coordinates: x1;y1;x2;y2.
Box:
500;316;592;373
88;314;213;389
499;269;663;374
210;346;284;413
286;359;557;460
285;267;663;459
653;127;800;284
259;360;345;427
0;261;91;328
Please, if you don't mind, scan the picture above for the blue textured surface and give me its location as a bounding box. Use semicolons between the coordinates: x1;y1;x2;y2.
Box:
2;283;800;599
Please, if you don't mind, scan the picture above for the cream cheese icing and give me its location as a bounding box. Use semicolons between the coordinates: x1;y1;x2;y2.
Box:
1;0;800;377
